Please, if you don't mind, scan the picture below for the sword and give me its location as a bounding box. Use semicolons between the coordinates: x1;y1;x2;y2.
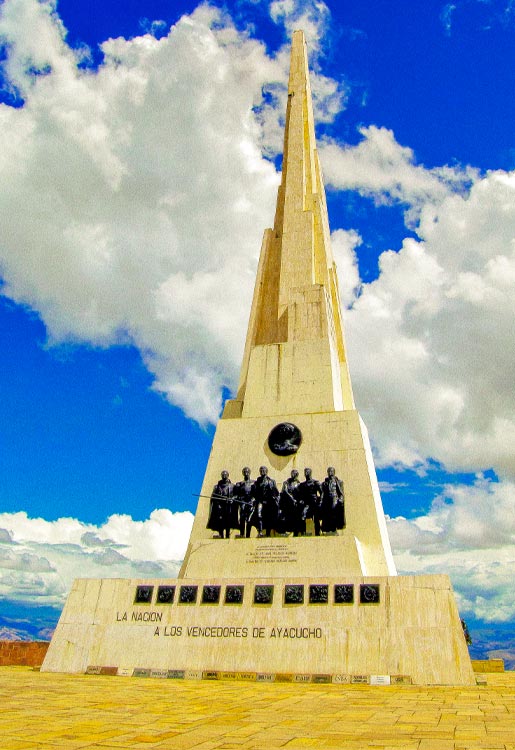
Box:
192;493;254;507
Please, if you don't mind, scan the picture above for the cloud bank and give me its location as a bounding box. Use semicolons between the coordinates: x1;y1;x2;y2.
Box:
0;509;193;606
388;474;515;623
1;494;514;627
0;0;346;424
0;0;281;424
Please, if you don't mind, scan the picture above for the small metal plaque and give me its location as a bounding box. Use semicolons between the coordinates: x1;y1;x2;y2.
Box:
202;585;221;604
309;584;328;604
391;675;412;685
85;665;102;675
134;585;154;604
332;674;351;684
150;669;168;679
156;585;175;604
284;584;304;604
99;666;118;676
294;674;311;683
275;673;294;682
167;670;185;679
267;422;302;456
185;670;203;680
225;585;244;604
360;584;380;604
370;675;391;685
254;584;274;604
334;584;354;604
256;673;274;682
203;671;219;680
133;668;151;678
179;585;198;604
236;672;256;681
351;674;370;684
312;674;331;684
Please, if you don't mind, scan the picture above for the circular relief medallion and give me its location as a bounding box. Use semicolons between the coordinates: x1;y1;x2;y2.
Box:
267;422;302;456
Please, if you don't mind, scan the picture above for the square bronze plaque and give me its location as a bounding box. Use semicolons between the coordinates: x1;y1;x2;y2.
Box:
156;585;175;604
360;584;380;604
309;584;328;604
334;584;354;604
179;585;198;604
225;585;244;604
134;585;154;604
284;584;304;604
254;585;274;604
202;585;221;604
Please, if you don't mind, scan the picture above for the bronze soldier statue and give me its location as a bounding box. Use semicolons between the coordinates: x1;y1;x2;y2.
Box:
296;467;323;536
206;470;237;539
234;466;254;538
321;466;345;533
251;466;279;537
278;469;300;534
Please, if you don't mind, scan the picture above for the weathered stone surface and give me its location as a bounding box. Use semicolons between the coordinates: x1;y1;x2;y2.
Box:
42;574;474;685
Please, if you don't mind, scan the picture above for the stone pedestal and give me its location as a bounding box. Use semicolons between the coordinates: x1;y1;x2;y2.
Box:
42;573;474;685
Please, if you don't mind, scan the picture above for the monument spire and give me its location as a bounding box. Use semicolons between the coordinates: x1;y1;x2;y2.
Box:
234;30;354;416
182;29;396;579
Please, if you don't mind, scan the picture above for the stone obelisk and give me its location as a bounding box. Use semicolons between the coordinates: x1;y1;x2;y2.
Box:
42;32;475;686
181;30;396;580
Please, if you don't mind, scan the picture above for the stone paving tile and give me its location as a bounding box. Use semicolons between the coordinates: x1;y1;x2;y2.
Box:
2;667;515;749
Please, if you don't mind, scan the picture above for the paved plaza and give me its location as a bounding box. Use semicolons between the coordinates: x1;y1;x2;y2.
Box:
2;667;515;749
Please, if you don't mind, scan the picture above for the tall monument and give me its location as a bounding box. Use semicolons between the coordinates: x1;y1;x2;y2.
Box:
42;32;475;686
181;30;395;582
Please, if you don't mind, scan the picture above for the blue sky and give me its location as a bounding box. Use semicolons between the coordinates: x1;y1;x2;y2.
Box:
1;0;515;663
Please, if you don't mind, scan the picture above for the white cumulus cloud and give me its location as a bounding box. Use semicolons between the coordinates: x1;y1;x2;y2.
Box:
0;0;346;425
0;510;193;605
321;126;476;222
344;168;515;479
388;475;515;622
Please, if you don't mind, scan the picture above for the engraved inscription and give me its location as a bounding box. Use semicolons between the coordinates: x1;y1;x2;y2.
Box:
133;668;151;678
246;544;297;565
351;674;370;684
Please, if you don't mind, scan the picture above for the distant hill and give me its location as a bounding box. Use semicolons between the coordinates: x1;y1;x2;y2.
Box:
0;601;60;643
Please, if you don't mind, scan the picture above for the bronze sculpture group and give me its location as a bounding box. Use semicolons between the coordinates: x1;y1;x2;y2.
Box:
206;466;345;539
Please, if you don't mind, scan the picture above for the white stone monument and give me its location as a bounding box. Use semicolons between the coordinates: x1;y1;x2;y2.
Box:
42;32;475;686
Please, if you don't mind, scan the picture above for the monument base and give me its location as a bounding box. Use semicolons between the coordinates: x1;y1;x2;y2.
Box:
42;574;474;685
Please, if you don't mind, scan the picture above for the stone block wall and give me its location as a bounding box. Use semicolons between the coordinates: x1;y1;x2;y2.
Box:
471;659;505;673
0;641;50;667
